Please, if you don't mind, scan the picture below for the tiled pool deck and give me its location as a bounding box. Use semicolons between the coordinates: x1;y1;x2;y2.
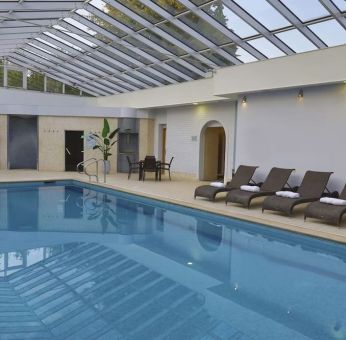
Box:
1;170;346;244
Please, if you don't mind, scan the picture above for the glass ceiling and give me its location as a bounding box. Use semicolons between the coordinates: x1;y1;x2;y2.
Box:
0;0;345;96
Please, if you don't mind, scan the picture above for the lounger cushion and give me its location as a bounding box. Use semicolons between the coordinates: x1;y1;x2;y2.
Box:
276;191;300;199
210;182;225;188
240;185;260;192
320;197;346;206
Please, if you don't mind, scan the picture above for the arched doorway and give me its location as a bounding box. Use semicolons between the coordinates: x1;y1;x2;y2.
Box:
199;121;226;181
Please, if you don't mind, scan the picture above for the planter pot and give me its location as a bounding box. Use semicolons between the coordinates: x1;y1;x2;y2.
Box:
103;160;111;174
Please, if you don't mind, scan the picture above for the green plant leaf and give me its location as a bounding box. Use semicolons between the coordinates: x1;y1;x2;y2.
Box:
102;118;110;138
104;138;110;145
109;128;119;139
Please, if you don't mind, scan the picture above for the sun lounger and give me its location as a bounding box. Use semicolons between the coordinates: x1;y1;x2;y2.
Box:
262;171;333;216
194;165;258;201
225;167;295;208
304;184;346;226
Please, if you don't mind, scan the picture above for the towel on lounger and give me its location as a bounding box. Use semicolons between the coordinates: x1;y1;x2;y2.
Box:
240;185;260;192
210;182;225;188
320;197;346;206
276;191;300;199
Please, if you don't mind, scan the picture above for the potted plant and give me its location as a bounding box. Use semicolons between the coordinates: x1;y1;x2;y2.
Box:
90;118;119;174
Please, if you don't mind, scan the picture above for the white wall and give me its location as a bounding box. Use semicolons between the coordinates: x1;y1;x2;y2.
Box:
0;88;145;118
214;45;346;97
235;83;346;191
151;101;236;179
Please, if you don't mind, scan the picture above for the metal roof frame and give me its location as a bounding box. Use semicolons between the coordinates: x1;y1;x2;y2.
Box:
0;0;345;96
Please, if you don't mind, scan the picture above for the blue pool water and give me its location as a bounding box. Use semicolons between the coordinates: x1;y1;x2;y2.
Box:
0;181;345;340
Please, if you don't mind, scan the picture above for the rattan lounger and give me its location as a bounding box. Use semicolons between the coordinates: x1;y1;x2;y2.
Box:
262;171;333;216
225;167;295;209
194;165;258;201
304;184;346;226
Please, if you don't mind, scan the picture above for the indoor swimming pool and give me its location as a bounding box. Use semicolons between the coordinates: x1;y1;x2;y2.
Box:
0;180;345;340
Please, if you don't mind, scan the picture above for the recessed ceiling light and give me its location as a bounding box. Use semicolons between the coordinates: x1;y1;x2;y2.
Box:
187;262;193;266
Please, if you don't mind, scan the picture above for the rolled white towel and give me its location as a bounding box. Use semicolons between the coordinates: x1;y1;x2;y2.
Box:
210;182;225;188
320;197;346;206
276;191;300;199
240;185;260;192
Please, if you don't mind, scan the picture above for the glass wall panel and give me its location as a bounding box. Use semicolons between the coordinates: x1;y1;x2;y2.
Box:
27;70;44;91
0;61;3;87
65;84;80;95
46;77;63;93
7;69;23;88
234;0;290;30
280;0;329;22
81;91;94;97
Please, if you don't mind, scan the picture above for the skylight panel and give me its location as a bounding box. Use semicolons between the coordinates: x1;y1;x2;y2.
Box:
276;29;317;53
116;0;164;24
35;37;62;51
158;21;207;51
248;37;286;58
280;0;329;22
331;0;346;11
64;18;97;36
90;0;107;11
233;0;290;30
202;1;258;38
43;32;85;52
90;0;144;32
309;19;346;47
53;25;97;48
27;43;53;55
180;12;233;45
232;46;257;63
152;0;187;15
22;48;49;61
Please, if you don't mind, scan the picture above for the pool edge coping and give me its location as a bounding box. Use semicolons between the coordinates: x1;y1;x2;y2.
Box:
1;177;346;245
